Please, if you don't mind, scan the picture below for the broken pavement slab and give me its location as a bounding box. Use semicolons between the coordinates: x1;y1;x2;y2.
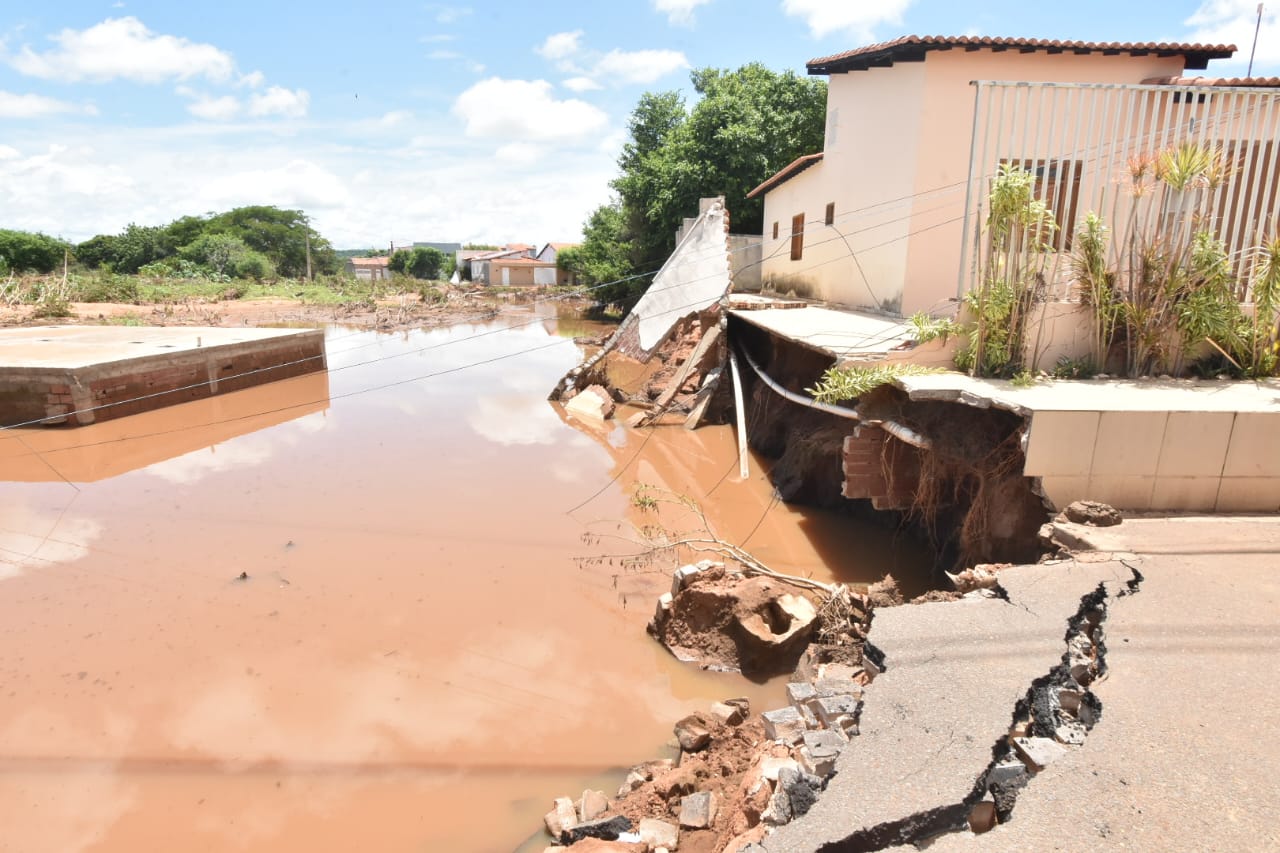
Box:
920;517;1280;853
761;559;1135;852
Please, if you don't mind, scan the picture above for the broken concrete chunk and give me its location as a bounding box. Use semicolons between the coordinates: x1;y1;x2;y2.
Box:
1053;719;1088;746
802;729;845;759
1013;735;1069;770
674;714;712;752
811;694;860;728
724;696;750;715
559;815;633;845
798;747;836;777
786;682;817;706
709;701;745;726
761;789;793;826
578;789;609;822
986;758;1029;789
759;755;800;782
678;791;719;829
654;592;673;623
670;563;708;597
618;770;647;798
564;384;616;421
761;706;807;743
777;767;823;818
813;678;862;699
544;796;579;837
637;818;679;849
1061;500;1122;526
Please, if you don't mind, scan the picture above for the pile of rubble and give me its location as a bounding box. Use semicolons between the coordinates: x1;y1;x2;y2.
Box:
538;564;884;852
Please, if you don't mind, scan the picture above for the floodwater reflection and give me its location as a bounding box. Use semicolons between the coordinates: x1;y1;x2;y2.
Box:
0;310;927;852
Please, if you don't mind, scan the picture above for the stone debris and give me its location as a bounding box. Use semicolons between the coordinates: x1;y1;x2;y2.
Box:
674;714;712;752
545;796;578;837
563;384;616;421
710;700;745;726
637;818;679;849
761;707;807;744
678;790;719;829
578;789;609;822
945;564;1002;593
1013;735;1069;770
1060;499;1122;527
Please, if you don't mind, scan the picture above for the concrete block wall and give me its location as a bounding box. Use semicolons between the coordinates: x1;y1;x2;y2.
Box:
1026;409;1280;512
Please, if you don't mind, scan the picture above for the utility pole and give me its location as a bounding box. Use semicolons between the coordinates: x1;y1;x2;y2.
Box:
1248;3;1264;78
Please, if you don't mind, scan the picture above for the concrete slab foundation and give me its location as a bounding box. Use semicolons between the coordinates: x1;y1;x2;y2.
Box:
0;326;326;427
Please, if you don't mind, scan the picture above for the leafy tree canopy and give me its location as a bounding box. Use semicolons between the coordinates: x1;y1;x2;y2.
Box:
0;229;70;273
577;63;827;307
73;205;339;277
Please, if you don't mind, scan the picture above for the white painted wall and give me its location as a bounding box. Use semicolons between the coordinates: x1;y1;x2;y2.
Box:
633;200;730;351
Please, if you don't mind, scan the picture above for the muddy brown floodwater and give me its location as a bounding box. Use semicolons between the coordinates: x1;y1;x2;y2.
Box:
0;304;931;853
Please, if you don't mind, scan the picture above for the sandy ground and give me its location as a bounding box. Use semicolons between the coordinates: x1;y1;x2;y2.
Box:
0;292;515;333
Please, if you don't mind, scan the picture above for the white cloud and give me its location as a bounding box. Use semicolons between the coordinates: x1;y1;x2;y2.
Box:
197;158;350;211
536;30;584;62
7;16;236;83
1185;1;1280;69
592;48;689;84
0;144;18;159
186;94;241;121
431;4;472;24
379;109;412;126
780;0;914;40
0;90;97;118
495;142;545;165
563;76;602;92
653;0;714;26
238;70;265;88
452;77;609;142
247;86;309;118
428;49;461;60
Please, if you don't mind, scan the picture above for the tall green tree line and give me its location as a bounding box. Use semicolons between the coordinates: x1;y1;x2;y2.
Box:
559;63;827;307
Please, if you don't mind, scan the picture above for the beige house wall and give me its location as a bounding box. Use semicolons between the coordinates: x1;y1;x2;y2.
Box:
1026;409;1280;512
762;48;1194;317
761;63;926;312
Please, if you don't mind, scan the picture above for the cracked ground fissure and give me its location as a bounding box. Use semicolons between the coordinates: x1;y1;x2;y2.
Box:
760;558;1140;853
815;569;1141;852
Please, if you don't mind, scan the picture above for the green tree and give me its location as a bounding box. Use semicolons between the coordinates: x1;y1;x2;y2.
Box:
408;246;446;279
204;206;338;276
74;234;121;270
110;224;170;274
0;229;67;273
388;249;412;275
558;203;639;306
610;64;827;273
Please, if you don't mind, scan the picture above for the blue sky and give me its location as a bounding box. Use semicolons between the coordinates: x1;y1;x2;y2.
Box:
1;0;1277;248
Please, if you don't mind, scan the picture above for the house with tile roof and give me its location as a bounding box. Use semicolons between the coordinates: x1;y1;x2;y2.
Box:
748;36;1280;336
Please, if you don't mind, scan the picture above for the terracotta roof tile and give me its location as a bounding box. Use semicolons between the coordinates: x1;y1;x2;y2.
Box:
349;257;390;266
746;152;824;199
807;36;1236;74
1144;75;1280;88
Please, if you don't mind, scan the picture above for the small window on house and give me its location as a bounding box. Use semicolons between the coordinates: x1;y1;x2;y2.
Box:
825;203;835;226
772;222;779;239
791;213;805;261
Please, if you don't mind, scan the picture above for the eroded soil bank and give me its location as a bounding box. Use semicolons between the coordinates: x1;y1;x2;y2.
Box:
0;305;931;852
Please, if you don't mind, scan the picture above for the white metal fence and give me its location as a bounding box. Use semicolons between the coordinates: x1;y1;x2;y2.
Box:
958;80;1280;301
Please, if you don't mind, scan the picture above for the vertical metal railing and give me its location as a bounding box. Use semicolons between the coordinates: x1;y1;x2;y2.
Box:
959;80;1280;303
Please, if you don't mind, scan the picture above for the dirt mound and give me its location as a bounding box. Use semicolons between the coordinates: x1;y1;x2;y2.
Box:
647;562;823;678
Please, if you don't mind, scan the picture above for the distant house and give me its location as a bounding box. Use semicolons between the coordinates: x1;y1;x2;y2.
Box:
347;256;392;281
748;36;1280;318
468;243;541;284
488;255;561;287
535;242;579;264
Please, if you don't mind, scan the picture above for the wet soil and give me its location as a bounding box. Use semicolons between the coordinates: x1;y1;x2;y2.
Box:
0;304;931;852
